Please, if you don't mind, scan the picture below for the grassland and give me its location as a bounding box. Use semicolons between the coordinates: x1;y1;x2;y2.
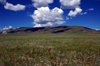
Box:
0;33;100;66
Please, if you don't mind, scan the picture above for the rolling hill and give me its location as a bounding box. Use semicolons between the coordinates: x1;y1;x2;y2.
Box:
1;26;100;34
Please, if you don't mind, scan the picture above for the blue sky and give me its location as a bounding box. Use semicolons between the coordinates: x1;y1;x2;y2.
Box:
0;0;100;30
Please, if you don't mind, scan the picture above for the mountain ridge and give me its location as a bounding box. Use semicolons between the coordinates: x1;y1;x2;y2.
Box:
1;26;100;34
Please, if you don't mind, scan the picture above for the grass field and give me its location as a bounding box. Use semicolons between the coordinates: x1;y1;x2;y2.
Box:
0;33;100;66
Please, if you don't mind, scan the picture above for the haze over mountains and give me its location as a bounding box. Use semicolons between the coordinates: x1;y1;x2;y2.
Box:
0;26;100;34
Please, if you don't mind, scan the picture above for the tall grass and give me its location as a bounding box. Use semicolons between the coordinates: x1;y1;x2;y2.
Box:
0;33;100;66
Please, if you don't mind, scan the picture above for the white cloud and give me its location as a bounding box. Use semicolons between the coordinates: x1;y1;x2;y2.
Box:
80;12;87;15
60;0;81;9
32;0;53;8
31;7;65;27
84;12;87;14
66;17;69;20
94;29;99;31
0;0;6;4
68;7;82;17
4;2;26;11
9;26;12;29
88;8;94;11
3;26;13;30
3;26;8;30
70;17;72;19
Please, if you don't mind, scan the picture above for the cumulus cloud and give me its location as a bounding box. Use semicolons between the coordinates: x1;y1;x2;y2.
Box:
31;7;65;27
88;8;94;11
0;0;6;4
60;0;81;9
32;0;53;8
9;26;12;29
68;7;82;17
3;26;12;30
3;26;8;30
4;2;26;11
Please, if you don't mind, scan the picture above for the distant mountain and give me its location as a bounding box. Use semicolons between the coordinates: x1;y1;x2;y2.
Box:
1;26;100;34
0;31;2;34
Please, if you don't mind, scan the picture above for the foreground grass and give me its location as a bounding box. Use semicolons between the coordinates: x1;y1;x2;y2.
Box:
0;33;100;66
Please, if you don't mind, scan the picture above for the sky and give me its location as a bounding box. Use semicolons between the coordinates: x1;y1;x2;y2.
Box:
0;0;100;30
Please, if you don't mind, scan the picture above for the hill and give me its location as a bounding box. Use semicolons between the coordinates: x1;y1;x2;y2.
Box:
1;26;100;34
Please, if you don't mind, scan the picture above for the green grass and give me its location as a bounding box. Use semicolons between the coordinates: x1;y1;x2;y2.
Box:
0;33;100;66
